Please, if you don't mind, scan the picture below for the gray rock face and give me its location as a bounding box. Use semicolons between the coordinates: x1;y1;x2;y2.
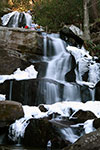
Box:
0;26;43;55
63;128;100;150
0;100;24;127
0;26;43;75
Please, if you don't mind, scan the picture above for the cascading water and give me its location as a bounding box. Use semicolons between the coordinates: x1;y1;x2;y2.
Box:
40;33;98;103
0;14;100;148
1;11;32;28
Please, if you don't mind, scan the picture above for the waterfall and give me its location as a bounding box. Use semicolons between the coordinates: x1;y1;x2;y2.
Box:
9;80;13;100
1;11;32;28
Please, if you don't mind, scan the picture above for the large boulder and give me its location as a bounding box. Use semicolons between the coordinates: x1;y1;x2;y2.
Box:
70;109;97;123
0;100;24;127
60;25;84;48
0;49;30;75
63;128;100;150
23;118;70;149
0;26;43;56
0;26;43;75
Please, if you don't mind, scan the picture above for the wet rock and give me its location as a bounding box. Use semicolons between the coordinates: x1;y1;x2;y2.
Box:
93;118;100;129
60;25;84;48
95;81;100;100
0;49;30;75
0;26;43;58
23;118;53;147
65;69;76;82
63;128;100;150
0;100;24;127
70;109;97;123
23;118;70;149
38;104;48;112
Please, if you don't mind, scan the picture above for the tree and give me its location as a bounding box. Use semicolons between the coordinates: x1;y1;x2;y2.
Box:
83;0;91;40
33;0;83;31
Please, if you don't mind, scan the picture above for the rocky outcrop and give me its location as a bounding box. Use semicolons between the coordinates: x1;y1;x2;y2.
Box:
95;81;100;100
0;100;24;127
0;26;43;74
23;118;70;149
0;26;43;55
60;25;84;48
70;109;97;123
63;128;100;150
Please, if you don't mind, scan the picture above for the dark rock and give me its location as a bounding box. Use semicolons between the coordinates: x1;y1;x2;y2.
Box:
0;126;9;145
0;49;30;75
0;78;61;105
70;109;97;123
65;54;76;82
18;13;26;28
63;128;100;150
23;118;70;149
60;26;84;48
38;104;48;112
93;118;100;129
95;81;100;100
0;100;24;127
23;118;53;147
80;85;92;103
65;69;76;82
82;71;89;82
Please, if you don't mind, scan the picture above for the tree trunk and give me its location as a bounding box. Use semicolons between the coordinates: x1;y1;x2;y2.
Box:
83;0;90;40
91;0;99;20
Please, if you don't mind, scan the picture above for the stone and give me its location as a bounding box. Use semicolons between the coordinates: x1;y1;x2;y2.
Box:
0;26;43;57
60;25;84;48
0;100;24;127
70;109;97;123
63;128;100;150
93;118;100;129
23;118;70;149
23;118;53;147
38;104;48;112
95;81;100;100
0;49;30;75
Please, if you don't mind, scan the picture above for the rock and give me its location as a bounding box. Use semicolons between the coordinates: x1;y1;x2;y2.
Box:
0;49;30;75
23;118;53;147
95;81;100;100
0;100;24;127
63;128;100;150
38;104;48;112
65;54;76;82
70;109;97;123
60;25;84;48
0;26;43;57
23;118;70;149
93;118;100;129
65;69;76;82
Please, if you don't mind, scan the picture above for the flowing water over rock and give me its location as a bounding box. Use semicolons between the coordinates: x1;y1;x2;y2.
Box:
1;11;32;28
0;21;100;149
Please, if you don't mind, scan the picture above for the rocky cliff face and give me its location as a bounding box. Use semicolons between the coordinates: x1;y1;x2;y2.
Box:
0;26;43;74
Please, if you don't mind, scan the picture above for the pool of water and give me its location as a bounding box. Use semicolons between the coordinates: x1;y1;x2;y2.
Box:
0;145;61;150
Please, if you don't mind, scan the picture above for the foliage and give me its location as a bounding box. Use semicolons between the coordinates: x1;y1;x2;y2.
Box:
33;0;83;32
11;0;32;11
84;40;100;58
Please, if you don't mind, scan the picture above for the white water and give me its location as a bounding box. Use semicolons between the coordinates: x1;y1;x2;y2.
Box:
1;11;32;27
8;101;100;143
0;25;99;144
